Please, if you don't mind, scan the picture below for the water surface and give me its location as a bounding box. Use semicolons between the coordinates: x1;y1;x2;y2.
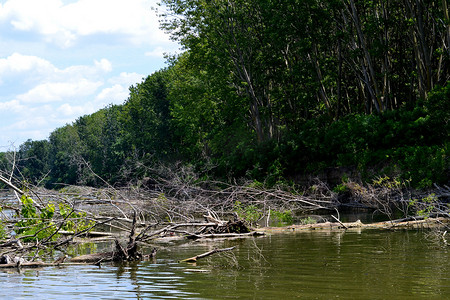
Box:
1;230;449;299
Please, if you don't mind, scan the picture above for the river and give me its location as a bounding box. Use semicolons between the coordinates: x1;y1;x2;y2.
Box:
1;229;449;299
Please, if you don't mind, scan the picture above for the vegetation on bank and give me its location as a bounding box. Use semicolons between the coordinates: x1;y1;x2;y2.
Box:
0;0;448;190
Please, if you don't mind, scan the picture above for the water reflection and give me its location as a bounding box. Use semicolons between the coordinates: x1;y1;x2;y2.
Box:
1;262;196;299
1;231;449;299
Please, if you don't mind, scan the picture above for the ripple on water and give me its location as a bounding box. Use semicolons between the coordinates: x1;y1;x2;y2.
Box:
1;231;450;299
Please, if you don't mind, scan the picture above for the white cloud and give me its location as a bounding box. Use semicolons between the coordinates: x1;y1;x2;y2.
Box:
17;79;103;103
0;52;116;145
96;72;144;104
95;58;112;73
0;105;53;144
0;53;56;86
108;72;143;86
0;99;25;112
0;0;178;147
0;53;112;87
145;46;167;58
95;84;128;104
0;0;171;48
57;102;95;117
0;52;113;105
12;115;49;130
0;52;54;74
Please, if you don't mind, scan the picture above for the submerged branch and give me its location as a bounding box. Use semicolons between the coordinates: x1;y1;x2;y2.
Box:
179;246;237;263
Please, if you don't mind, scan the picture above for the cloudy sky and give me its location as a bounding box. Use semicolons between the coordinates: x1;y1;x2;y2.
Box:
0;0;179;150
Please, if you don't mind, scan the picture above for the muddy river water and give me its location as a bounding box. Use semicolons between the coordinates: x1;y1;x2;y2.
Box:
1;229;449;299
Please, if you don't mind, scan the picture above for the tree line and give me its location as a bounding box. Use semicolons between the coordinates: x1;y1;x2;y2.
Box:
1;0;449;189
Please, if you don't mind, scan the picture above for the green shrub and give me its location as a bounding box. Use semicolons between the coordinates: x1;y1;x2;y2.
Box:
408;194;439;217
0;220;7;240
15;194;93;242
272;210;293;225
234;201;262;225
15;195;55;242
393;145;448;188
300;216;317;225
333;183;349;194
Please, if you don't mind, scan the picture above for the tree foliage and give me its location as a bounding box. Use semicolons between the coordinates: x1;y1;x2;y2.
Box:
3;0;449;188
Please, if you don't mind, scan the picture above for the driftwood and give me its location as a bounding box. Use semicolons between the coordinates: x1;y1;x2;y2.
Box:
68;213;156;265
0;174;24;196
331;215;348;229
260;217;450;233
58;230;117;238
0;261;58;269
4;216;248;268
67;216;251;265
0;253;65;268
3;216;448;269
0;260;119;269
68;250;116;264
138;215;255;241
53;217;116;248
0;239;23;249
137;222;219;241
67;246;157;265
187;231;264;239
179;246;236;263
67;217;254;264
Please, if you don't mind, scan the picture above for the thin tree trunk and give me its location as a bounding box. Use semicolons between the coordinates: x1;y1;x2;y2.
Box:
309;43;331;113
348;0;382;112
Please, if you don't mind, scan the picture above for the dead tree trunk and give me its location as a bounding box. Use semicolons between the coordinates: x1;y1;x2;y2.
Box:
179;246;236;263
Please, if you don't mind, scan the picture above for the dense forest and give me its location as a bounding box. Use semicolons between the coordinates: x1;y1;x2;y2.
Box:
1;0;449;189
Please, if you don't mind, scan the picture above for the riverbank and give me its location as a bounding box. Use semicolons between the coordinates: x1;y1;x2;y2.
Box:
1;178;449;269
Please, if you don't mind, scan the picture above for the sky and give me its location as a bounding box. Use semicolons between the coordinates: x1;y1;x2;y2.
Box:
0;0;179;150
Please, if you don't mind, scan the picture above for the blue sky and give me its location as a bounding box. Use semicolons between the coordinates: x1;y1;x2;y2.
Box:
0;0;179;150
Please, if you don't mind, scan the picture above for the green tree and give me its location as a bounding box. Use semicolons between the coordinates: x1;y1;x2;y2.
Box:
48;125;82;185
121;70;173;160
167;52;250;164
18;139;51;184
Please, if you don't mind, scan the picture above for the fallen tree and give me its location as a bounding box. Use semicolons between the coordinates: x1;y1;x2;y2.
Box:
179;246;236;263
260;216;450;233
1;161;449;269
0;213;258;268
